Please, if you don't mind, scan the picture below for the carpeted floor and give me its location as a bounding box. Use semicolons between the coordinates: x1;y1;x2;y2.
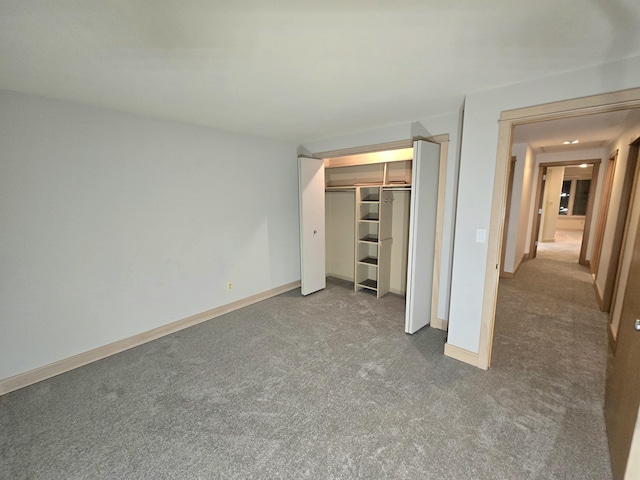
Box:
0;235;611;479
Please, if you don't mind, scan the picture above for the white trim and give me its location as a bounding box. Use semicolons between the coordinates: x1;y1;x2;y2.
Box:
0;281;301;396
431;140;449;329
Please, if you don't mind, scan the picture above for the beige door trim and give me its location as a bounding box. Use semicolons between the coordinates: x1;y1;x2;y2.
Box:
592;151;619;277
478;87;640;370
500;156;517;277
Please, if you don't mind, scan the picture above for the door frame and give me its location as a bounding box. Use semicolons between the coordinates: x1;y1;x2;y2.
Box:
499;156;517;277
312;134;449;330
528;165;547;259
596;144;640;313
528;159;600;265
608;137;640;351
591;150;619;277
478;87;640;370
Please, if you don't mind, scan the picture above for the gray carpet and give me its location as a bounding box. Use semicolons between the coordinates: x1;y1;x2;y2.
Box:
1;247;612;479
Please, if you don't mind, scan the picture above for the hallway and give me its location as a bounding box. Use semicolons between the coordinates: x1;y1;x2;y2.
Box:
494;228;612;478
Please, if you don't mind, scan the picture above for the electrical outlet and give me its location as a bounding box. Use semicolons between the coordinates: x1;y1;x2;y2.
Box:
227;282;232;291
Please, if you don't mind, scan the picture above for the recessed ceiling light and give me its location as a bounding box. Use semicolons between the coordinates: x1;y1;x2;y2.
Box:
563;139;579;144
580;163;588;168
572;140;579;144
564;141;571;144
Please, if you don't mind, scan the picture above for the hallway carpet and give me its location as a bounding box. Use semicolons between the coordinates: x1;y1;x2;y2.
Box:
1;253;611;478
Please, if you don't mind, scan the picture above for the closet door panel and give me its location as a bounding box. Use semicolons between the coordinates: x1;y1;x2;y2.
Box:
298;157;326;295
405;140;440;333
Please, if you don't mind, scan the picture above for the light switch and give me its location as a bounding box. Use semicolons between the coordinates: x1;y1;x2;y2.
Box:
476;229;487;243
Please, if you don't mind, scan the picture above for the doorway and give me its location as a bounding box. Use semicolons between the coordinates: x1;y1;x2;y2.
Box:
479;88;640;370
483;89;640;480
528;160;600;266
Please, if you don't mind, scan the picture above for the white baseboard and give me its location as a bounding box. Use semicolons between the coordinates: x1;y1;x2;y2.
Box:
0;281;301;396
444;342;480;368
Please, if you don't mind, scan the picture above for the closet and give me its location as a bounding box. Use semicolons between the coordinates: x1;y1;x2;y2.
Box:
299;139;444;334
324;151;413;298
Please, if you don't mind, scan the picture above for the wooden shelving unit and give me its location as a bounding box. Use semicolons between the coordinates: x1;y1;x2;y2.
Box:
354;186;393;297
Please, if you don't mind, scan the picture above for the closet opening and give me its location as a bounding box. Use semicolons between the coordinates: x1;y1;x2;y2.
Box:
324;148;413;299
299;137;448;334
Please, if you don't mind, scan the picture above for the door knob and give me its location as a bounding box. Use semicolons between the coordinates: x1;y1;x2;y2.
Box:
635;319;640;332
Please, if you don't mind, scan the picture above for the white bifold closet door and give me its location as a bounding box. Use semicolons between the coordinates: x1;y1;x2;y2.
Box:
298;156;326;295
405;140;441;334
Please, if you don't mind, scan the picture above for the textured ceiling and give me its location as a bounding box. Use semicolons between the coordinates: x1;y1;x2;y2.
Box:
1;0;639;142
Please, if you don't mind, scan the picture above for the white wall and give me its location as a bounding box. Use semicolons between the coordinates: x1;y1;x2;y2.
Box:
325;191;355;281
502;143;527;273
304;111;462;322
447;55;640;354
389;191;412;294
517;145;536;259
0;90;300;381
557;216;586;230
539;166;565;242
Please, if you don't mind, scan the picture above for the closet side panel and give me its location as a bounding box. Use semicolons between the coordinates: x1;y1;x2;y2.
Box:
390;191;411;295
326;191;355;282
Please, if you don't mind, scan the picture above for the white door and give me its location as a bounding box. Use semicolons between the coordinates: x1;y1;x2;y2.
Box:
405;140;441;333
298;156;326;295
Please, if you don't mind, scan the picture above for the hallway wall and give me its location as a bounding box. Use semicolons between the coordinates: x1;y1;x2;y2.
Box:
595;123;640;328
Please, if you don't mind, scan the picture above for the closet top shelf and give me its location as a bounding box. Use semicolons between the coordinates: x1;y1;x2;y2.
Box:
325;183;411;191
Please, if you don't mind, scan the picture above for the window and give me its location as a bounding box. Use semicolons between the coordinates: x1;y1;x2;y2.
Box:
573;179;591;215
559;180;571;215
558;178;591;216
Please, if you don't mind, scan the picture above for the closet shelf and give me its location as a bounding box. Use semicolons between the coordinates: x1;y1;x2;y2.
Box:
359;235;379;243
358;257;378;266
383;184;411;191
360;214;379;221
357;279;378;290
325;183;411;191
325;185;356;191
